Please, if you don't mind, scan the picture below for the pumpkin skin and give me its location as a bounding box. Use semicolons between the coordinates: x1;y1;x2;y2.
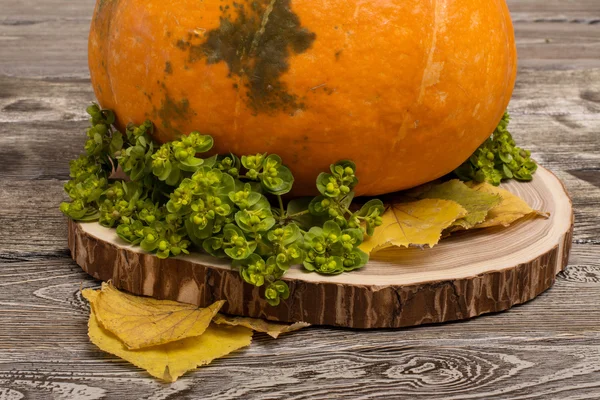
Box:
89;0;517;196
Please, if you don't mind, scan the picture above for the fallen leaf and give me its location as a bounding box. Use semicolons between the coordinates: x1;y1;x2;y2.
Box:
213;314;310;338
360;199;468;254
92;283;225;349
465;182;550;228
88;308;252;382
420;179;502;229
82;287;99;304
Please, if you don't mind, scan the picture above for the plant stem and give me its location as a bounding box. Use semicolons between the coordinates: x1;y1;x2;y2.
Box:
278;195;285;218
287;210;310;218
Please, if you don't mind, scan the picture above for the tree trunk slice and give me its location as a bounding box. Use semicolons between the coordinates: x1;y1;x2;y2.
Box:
68;166;574;329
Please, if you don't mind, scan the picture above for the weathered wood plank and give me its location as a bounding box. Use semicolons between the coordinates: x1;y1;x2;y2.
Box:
0;243;599;398
1;337;600;399
507;0;600;19
1;0;600;397
0;77;94;123
0;20;91;79
514;23;600;69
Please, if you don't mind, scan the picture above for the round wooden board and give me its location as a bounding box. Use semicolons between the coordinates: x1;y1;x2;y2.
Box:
68;166;574;329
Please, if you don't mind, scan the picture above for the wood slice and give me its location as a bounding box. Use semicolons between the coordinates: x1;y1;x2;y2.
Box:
68;166;574;329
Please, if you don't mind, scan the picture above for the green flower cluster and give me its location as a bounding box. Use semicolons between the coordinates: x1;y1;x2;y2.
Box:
60;105;384;306
151;131;215;186
303;221;367;275
118;121;153;181
454;112;537;185
59;105;117;221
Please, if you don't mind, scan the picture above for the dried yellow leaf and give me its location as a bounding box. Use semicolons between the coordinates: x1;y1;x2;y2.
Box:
93;283;225;349
360;199;468;254
82;287;99;304
420;179;502;229
88;309;252;382
465;182;550;228
213;314;310;338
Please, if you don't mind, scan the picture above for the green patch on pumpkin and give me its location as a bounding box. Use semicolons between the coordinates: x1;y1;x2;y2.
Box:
176;0;316;115
156;92;195;136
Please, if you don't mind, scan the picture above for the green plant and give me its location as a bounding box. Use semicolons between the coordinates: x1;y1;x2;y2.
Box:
61;105;384;305
454;112;537;185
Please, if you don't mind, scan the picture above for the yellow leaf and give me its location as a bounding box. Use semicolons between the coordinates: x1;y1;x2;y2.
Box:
360;199;467;254
213;314;310;338
88;309;252;382
465;182;550;228
93;283;225;349
82;288;99;304
420;179;502;229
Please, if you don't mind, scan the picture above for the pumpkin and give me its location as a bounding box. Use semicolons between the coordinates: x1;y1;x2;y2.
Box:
89;0;517;196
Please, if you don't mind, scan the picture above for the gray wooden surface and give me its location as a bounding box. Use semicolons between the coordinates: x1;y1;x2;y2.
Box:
1;1;600;398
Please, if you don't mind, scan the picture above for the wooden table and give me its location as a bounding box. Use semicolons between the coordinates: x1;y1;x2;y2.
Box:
1;1;599;398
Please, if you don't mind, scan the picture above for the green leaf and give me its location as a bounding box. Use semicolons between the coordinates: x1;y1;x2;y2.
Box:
502;164;514;179
165;168;182;186
222;224;257;260
201;154;218;169
140;229;160;253
308;195;332;217
316;173;336;197
499;152;512;163
179;157;204;171
341;248;369;272
303;255;344;275
264;280;289;306
241;153;266;171
86;104;101;117
109;132;124;155
189;132;214;153
216;173;236;196
202;237;227;258
353;199;385;236
340;228;364;248
330;160;358;190
330;160;356;177
138;135;147;148
229;183;263;210
154;160;173;181
339;192;355;210
185;215;215;242
419;179;502;229
103;109;116;125
215;154;240;176
233;254;271;287
281;223;302;245
322;220;342;240
234;209;276;235
286;197;327;230
260;157;294;195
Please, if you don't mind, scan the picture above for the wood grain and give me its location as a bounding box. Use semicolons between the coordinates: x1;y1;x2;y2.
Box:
0;0;599;398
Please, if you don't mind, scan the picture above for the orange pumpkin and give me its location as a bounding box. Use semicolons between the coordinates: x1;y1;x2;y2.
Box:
89;0;517;196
